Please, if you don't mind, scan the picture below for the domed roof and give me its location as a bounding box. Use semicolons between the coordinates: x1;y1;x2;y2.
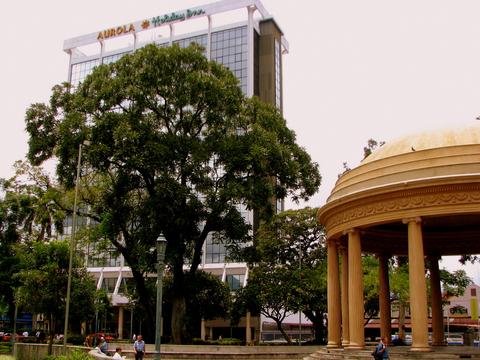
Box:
362;124;480;164
319;124;480;245
326;124;480;203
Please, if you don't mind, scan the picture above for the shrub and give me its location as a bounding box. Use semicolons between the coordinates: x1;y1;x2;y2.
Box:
0;343;12;353
192;337;243;345
218;337;243;345
67;335;86;345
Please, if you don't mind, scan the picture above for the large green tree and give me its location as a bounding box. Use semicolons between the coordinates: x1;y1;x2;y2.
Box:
236;208;328;344
25;44;321;343
0;161;66;329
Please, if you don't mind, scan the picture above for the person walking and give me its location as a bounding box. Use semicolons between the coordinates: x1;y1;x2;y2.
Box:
372;337;389;360
133;334;146;360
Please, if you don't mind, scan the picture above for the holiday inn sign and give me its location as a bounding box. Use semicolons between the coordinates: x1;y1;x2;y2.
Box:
63;0;269;51
97;8;206;41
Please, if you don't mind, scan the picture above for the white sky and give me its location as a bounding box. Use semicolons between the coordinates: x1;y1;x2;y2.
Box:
2;0;479;282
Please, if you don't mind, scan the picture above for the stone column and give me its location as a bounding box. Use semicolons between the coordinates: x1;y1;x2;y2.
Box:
327;239;342;348
339;246;350;346
378;254;391;344
429;255;445;346
201;319;206;341
404;217;430;351
118;307;124;339
347;229;365;349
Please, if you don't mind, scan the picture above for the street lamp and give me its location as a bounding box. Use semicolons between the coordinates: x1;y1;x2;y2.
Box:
63;140;89;352
155;233;167;360
298;242;302;346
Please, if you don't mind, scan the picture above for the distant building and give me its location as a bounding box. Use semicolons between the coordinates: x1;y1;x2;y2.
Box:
62;0;288;342
445;284;480;332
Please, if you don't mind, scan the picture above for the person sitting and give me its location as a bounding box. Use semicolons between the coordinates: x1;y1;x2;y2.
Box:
112;347;123;359
99;337;108;354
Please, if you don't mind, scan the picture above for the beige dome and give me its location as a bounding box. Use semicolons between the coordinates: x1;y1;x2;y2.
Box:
326;124;480;203
362;125;480;164
318;124;480;248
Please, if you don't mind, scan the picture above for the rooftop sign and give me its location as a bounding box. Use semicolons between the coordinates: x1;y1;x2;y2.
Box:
96;8;206;41
63;0;269;52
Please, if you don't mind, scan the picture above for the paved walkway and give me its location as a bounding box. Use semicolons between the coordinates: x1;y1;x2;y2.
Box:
103;343;319;359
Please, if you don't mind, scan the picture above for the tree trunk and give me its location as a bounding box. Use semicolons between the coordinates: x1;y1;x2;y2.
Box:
171;260;186;344
2;292;15;329
304;309;326;344
398;301;406;341
47;314;54;355
171;295;186;344
130;268;155;341
275;319;292;344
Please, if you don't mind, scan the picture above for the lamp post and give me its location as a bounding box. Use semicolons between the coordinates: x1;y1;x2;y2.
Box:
63;141;89;352
298;242;302;346
155;234;167;360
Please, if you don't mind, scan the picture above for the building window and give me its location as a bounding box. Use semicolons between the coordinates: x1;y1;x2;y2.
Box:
226;274;245;290
103;51;130;65
86;244;122;268
70;59;101;87
118;277;136;295
174;34;208;56
101;277;117;294
205;233;227;264
472;288;477;297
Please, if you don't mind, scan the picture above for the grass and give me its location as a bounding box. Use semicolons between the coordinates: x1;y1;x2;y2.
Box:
0;355;14;360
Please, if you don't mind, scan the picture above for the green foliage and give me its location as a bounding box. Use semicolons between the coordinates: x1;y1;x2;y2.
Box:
192;337;242;345
14;240;97;345
164;270;231;340
389;260;410;304
235;208;327;343
439;268;472;297
362;255;380;323
0;161;68;329
42;350;94;360
0;343;12;354
67;335;86;346
362;138;385;159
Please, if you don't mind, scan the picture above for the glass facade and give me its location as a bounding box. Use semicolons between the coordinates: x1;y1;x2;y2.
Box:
174;34;208;55
86;243;122;268
70;59;101;88
103;52;130;65
211;26;248;94
70;26;249;95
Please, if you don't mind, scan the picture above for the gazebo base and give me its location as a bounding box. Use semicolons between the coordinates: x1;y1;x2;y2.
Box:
303;346;480;360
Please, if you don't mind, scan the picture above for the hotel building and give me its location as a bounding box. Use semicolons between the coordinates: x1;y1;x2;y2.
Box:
62;0;291;342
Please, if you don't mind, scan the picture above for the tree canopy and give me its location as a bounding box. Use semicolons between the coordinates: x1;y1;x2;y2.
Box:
25;43;321;343
15;240;97;354
235;208;327;344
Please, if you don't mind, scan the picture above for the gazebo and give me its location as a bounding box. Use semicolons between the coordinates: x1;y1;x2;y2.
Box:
317;125;480;351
